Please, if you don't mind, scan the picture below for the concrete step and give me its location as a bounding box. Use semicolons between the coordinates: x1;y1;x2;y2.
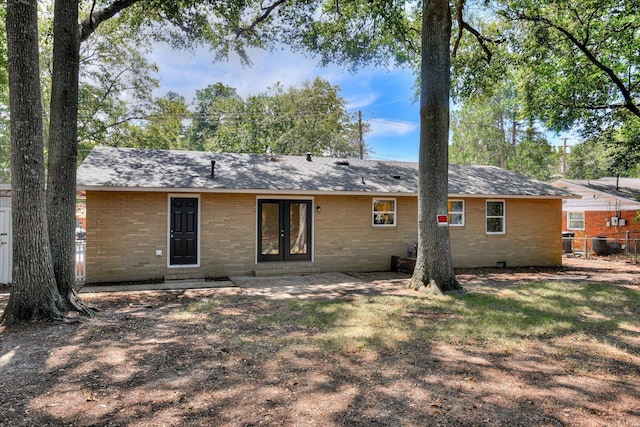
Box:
253;267;321;277
79;278;234;293
163;273;205;281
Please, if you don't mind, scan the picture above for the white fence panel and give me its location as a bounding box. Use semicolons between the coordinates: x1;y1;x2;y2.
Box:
0;208;11;284
76;242;86;283
0;208;85;284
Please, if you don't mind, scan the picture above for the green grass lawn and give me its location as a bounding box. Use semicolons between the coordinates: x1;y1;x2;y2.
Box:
181;280;640;359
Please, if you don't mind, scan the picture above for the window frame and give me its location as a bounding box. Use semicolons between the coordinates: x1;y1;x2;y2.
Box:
372;198;397;227
567;212;585;231
486;200;506;235
448;200;465;227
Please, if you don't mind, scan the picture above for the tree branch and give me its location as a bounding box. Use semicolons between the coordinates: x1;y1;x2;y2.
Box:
558;101;628;111
83;114;149;142
453;0;503;63
453;0;465;58
80;0;143;42
402;26;420;55
510;11;640;118
96;66;137;106
234;0;288;37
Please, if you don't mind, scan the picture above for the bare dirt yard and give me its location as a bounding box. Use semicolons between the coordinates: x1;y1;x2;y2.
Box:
1;257;639;426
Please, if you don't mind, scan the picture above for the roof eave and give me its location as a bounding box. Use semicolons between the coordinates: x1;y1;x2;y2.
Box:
77;185;572;199
552;180;638;202
449;193;575;199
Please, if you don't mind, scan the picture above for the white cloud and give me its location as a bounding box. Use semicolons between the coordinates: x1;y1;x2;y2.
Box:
149;44;344;100
369;118;417;137
345;92;380;111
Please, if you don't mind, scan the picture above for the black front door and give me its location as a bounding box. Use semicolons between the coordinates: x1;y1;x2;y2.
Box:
258;199;312;262
170;197;198;265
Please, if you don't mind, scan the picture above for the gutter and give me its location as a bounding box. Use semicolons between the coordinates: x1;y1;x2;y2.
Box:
76;185;574;199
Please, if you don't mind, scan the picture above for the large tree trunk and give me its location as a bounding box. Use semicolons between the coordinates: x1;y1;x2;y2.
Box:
2;0;65;324
409;0;463;295
44;0;141;315
46;0;94;316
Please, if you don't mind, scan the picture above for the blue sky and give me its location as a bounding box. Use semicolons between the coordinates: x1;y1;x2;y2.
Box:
149;46;421;161
149;45;572;162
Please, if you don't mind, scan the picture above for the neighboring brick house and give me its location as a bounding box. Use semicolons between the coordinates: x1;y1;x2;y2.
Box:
77;147;574;284
552;178;640;253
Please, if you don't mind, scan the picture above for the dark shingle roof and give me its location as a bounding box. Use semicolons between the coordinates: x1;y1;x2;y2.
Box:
561;177;640;202
77;146;573;198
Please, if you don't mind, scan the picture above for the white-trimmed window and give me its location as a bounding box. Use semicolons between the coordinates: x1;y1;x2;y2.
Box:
567;212;585;230
448;200;464;226
373;198;396;227
486;200;505;234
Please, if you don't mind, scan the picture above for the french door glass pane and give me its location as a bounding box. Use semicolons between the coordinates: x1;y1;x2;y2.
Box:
289;203;308;255
261;202;280;255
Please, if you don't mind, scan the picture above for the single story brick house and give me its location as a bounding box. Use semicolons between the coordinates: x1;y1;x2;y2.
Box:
77;147;574;284
552;178;640;252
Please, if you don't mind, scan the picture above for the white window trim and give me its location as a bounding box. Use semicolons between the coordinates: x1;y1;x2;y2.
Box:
167;193;201;268
486;199;506;235
372;197;397;227
448;199;465;227
567;212;585;231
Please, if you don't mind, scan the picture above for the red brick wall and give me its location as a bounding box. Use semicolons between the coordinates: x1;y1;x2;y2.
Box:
562;210;640;236
562;210;640;251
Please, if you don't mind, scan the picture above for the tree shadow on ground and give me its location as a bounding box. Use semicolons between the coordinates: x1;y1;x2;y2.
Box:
0;274;638;426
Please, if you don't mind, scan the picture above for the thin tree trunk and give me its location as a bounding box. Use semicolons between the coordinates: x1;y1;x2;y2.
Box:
2;0;65;324
409;0;463;294
46;0;94;316
498;110;506;169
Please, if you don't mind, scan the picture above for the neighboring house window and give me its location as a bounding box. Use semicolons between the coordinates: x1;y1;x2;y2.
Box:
373;198;396;226
448;200;464;226
486;200;505;234
567;212;585;230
